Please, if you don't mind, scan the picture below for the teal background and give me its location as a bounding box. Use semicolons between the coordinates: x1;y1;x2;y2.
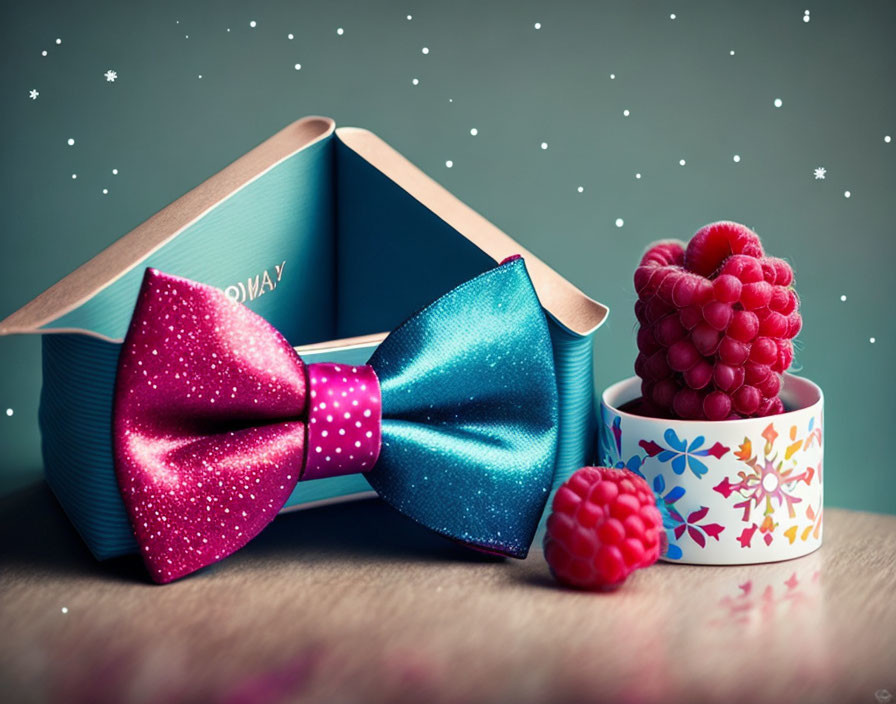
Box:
1;0;894;514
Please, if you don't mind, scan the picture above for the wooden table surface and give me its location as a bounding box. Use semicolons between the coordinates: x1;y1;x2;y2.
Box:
1;482;894;704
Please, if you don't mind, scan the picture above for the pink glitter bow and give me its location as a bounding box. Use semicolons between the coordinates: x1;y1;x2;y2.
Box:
114;269;382;583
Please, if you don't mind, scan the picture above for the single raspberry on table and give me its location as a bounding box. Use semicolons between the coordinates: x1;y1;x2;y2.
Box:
633;221;800;420
544;467;663;590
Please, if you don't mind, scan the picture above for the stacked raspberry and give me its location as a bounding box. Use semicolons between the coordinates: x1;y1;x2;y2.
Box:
544;467;663;590
633;221;801;420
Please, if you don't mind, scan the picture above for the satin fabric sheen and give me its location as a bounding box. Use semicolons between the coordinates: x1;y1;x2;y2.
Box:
114;258;558;582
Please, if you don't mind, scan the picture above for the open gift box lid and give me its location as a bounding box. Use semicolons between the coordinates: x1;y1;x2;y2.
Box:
0;116;608;559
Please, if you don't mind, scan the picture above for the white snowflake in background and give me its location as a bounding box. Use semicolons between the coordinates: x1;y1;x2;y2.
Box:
29;89;39;100
813;167;826;180
104;69;118;82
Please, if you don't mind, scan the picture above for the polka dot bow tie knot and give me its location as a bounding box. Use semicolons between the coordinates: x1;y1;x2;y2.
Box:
113;257;559;583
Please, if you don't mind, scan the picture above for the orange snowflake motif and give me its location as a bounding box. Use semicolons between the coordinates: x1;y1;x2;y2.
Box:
714;423;817;548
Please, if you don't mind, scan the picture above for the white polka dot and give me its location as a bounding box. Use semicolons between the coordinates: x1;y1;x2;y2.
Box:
412;78;419;85
577;186;584;193
615;218;624;228
41;50;47;56
534;22;541;29
733;154;741;163
366;431;373;438
337;27;344;35
623;109;630;117
364;409;372;417
610;73;616;79
249;20;257;28
844;190;851;198
344;412;351;419
67;138;75;146
339;429;346;435
540;142;548;150
840;295;847;302
55;38;62;45
774;98;783;108
870;337;876;343
421;47;429;54
319;402;326;409
326;415;333;422
670;13;676;20
885;135;892;143
355;441;362;448
470;128;478;136
635;173;642;179
61;607;68;613
679;159;686;166
294;64;302;71
445;160;453;168
288;33;294;39
322;430;328;437
315;446;322;453
5;408;12;417
730;50;735;56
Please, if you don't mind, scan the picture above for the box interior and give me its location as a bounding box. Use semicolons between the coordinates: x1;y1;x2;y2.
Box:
46;134;495;345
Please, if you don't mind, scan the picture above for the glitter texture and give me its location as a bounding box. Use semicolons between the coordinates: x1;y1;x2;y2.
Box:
114;260;558;583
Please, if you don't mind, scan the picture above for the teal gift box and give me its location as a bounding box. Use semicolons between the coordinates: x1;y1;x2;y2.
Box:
0;117;608;559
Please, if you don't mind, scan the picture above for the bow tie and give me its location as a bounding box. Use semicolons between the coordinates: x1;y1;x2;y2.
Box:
114;257;559;583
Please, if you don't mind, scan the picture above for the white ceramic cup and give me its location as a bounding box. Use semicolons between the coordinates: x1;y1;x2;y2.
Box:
599;374;823;564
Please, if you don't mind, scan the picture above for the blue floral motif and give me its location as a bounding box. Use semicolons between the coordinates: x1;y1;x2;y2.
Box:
652;474;684;560
599;415;646;478
639;429;730;479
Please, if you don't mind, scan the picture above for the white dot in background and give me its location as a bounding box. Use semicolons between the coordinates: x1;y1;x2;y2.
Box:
844;190;851;198
337;27;344;35
55;38;62;45
577;186;584;193
288;33;294;40
411;78;419;85
870;337;876;344
623;109;630;117
541;142;548;150
448;98;453;102
407;15;412;21
421;46;429;54
534;22;542;29
670;13;677;20
803;14;810;23
112;168;118;175
470;128;478;136
615;218;624;228
71;174;77;179
774;98;783;108
249;20;257;28
730;50;735;56
886;135;892;143
67;138;75;146
227;28;231;32
294;63;302;70
60;607;68;613
5;408;12;417
679;159;686;166
185;35;189;39
102;188;108;194
733;154;741;162
445;160;453;168
41;50;47;56
198;74;202;79
635;173;642;179
840;294;847;302
610;73;615;79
